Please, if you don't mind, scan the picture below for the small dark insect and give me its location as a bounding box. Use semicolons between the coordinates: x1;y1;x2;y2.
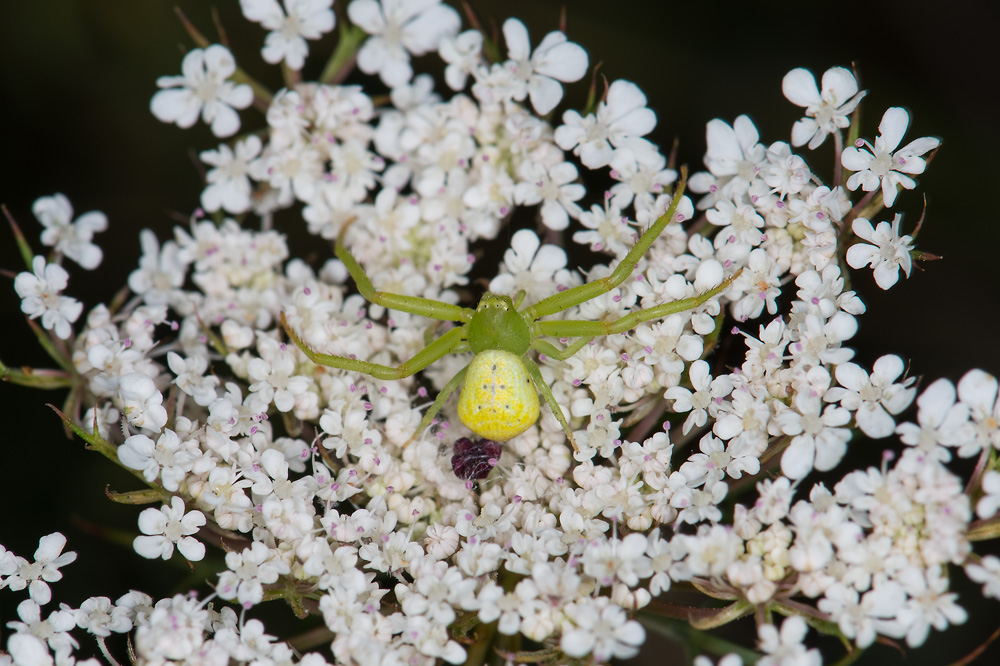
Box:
451;437;501;480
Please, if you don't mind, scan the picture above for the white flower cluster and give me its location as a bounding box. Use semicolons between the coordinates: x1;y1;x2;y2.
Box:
4;2;995;666
1;535;327;666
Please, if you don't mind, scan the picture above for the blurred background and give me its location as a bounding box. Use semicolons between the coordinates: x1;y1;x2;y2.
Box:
1;0;998;663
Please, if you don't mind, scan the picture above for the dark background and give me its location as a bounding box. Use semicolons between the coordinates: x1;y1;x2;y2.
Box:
1;1;998;664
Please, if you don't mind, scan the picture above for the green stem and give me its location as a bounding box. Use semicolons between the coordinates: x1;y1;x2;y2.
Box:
3;204;35;269
319;25;366;85
50;404;171;501
0;359;72;389
23;318;75;373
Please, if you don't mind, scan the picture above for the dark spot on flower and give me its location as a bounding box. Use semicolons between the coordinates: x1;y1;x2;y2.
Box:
451;437;501;480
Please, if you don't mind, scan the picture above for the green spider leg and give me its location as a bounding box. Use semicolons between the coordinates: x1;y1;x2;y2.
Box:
282;219;486;445
521;355;579;451
525;166;691;322
531;336;593;361
520;274;740;452
533;270;743;339
281;313;467;381
335;220;473;324
408;365;469;445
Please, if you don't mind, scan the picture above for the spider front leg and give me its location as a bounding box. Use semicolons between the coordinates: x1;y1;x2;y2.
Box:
525;167;689;321
534;269;743;339
335;221;473;323
281;313;466;381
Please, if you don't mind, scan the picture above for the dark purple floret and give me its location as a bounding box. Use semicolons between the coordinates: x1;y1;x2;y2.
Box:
451;437;501;480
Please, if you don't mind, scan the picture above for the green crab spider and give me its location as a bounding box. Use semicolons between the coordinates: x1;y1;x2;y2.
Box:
281;169;741;452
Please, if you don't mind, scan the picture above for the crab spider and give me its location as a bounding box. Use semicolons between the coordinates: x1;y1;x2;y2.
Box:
281;169;741;452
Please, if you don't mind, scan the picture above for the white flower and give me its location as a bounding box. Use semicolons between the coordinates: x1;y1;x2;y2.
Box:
824;354;916;439
133;496;206;561
217;542;290;607
488;229;576;304
167;351;221;407
117;429;203;492
775;392;852;480
818;581;906;648
573;199;636;258
846;215;914;289
757;615;821;666
348;0;461;88
7;633;56;666
497;18;588;115
665;360;733;435
698;114;766;197
127;229;186;307
560;597;645;662
6;599;78;662
841;106;939;207
695;656;744;666
247;338;313;413
75;596;133;636
118;372;168;432
762;141;811;198
555;79;656;168
150;45;254;138
894;567;967;647
133;594;212;662
966;555;1000;600
895;377;972;460
31;193;107;269
783;66;866;149
14;256;83;340
513;160;585;230
956;369;1000;458
438;29;483;91
240;0;335;70
200;135;262;214
3;533;77;605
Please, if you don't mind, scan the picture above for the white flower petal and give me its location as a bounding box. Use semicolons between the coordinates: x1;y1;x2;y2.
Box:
877;107;909;152
782;67;820;107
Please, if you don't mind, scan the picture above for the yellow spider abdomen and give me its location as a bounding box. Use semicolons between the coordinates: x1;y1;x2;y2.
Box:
457;350;540;441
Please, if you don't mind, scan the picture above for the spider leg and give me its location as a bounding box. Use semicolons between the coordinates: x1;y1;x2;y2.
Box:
531;337;594;361
535;268;742;339
521;356;579;452
406;364;469;447
336;221;473;323
281;313;466;380
525;167;689;320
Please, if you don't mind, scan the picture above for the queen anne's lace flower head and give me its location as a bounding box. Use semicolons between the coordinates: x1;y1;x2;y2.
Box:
3;6;990;666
